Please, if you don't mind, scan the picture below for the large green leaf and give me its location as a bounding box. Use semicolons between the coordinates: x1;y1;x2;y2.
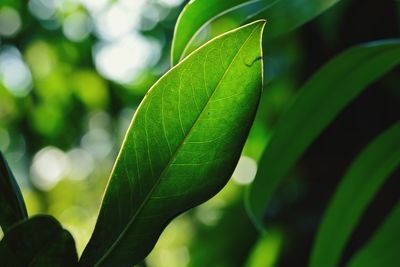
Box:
309;123;400;267
80;20;266;267
0;151;27;232
348;202;400;267
171;0;342;65
0;215;78;266
246;40;400;231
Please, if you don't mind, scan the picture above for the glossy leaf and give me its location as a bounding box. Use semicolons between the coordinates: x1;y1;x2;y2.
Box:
0;215;78;267
246;40;400;231
172;0;342;65
0;151;27;232
80;20;266;267
309;123;400;267
348;203;400;267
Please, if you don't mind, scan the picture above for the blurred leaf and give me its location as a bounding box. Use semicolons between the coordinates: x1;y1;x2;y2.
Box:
348;202;400;267
171;0;268;65
309;122;400;267
0;151;27;231
244;229;284;267
253;0;342;40
246;40;400;231
79;21;266;267
187;186;258;267
172;0;342;65
0;215;78;267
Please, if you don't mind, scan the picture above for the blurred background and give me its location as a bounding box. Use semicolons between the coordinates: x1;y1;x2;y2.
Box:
0;0;399;266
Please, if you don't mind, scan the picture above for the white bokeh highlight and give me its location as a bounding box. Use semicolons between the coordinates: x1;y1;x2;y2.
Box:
232;156;258;185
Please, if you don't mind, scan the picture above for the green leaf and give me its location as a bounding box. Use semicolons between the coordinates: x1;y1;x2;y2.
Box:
245;40;400;231
171;0;342;65
0;151;27;232
251;0;342;40
0;215;78;267
171;0;268;65
80;20;266;267
309;123;400;267
348;203;400;267
244;229;284;267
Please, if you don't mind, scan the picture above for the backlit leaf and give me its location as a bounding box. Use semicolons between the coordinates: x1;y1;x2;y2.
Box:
80;20;266;267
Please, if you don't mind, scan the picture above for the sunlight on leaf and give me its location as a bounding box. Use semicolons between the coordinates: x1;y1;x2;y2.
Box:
79;20;266;266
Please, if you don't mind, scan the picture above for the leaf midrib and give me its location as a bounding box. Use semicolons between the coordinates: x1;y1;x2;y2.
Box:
93;25;259;266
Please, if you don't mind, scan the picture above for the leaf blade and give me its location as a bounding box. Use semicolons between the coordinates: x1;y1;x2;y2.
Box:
246;40;400;231
171;0;266;65
348;202;400;267
0;215;78;267
80;20;266;267
309;123;400;267
172;0;342;64
0;151;27;232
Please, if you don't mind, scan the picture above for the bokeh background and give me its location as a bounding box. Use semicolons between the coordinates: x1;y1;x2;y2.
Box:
0;0;399;266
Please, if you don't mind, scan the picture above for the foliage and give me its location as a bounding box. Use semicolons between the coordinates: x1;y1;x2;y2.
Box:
0;0;399;266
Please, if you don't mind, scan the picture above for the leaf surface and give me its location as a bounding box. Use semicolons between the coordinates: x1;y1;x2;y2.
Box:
0;151;27;232
246;40;400;231
80;20;266;267
348;202;400;267
0;215;78;267
309;123;400;267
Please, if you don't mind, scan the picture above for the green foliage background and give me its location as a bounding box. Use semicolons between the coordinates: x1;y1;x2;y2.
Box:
0;0;399;266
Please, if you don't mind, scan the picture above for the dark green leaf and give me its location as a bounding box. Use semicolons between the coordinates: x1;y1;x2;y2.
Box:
252;0;342;40
171;0;269;65
309;123;400;267
171;0;342;65
0;151;27;232
348;203;400;267
246;40;400;231
80;20;266;267
0;215;78;267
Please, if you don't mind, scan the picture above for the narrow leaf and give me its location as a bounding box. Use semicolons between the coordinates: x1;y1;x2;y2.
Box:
251;0;342;40
171;0;266;65
348;202;400;267
0;151;27;232
246;40;400;231
244;230;284;267
0;215;78;267
309;123;400;267
80;20;266;267
172;0;342;65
